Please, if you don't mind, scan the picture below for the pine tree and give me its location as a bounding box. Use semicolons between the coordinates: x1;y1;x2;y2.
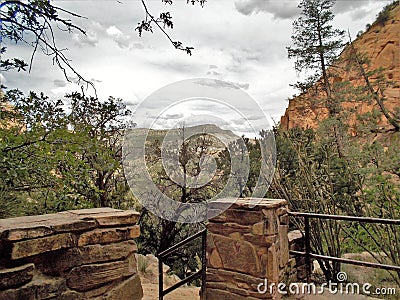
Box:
288;0;346;157
287;0;345;97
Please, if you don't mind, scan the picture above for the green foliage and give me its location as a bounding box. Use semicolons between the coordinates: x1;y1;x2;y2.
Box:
0;186;19;219
136;130;224;280
137;207;203;282
287;0;345;91
163;226;203;286
217;136;261;198
145;131;225;204
0;90;132;216
271;124;400;285
374;1;399;26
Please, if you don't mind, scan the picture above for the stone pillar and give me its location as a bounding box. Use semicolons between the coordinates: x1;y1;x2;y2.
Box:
0;208;143;300
205;198;288;300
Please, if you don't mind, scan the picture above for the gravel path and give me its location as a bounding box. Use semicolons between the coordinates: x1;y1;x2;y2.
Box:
141;283;200;300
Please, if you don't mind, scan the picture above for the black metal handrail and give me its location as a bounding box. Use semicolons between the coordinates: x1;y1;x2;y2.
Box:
289;211;400;225
157;228;207;300
288;211;400;282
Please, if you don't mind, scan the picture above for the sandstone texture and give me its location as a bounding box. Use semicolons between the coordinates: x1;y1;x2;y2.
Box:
287;230;307;284
281;5;400;133
205;198;289;300
0;208;143;300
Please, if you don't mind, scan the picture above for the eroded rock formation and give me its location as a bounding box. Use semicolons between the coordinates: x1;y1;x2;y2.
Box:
280;5;399;133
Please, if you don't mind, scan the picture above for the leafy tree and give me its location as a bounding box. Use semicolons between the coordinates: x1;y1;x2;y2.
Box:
0;90;71;215
66;92;133;208
0;90;132;216
136;127;227;280
139;128;224;249
217;136;261;198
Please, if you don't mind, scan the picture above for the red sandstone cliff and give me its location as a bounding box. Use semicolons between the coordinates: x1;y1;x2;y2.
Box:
280;4;399;133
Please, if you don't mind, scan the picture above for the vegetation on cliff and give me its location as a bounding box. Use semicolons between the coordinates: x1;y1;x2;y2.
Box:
276;0;400;287
282;1;400;134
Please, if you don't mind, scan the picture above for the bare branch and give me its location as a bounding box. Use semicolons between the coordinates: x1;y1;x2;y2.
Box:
1;0;96;94
137;0;195;55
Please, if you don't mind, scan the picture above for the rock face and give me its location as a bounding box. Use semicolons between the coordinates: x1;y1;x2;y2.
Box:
0;208;143;300
280;5;400;133
205;198;289;300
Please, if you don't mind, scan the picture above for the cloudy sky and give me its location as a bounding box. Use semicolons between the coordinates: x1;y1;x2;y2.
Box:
1;0;392;135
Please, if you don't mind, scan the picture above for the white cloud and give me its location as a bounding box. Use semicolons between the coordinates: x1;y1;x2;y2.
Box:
72;21;104;47
332;0;390;15
235;0;300;19
106;25;137;49
72;31;97;47
106;25;122;37
234;0;391;20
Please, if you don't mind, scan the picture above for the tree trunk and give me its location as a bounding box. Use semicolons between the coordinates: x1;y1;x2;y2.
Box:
348;37;400;131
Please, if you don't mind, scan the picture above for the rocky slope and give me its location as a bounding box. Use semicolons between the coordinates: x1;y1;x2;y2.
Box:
280;4;399;134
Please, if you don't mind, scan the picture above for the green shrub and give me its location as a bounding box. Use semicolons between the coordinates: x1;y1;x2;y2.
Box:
374;1;399;26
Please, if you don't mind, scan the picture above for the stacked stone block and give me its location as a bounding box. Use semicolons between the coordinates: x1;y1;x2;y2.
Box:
0;208;143;300
205;198;289;300
286;230;307;283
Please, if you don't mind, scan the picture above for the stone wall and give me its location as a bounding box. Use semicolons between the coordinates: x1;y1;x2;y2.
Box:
286;230;306;284
0;208;143;300
205;198;289;300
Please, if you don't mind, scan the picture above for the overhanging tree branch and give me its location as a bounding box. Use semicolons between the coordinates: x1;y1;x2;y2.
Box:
346;31;399;132
136;0;206;55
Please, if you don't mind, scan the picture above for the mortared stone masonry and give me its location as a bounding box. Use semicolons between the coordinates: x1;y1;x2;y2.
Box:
0;208;143;300
204;198;290;300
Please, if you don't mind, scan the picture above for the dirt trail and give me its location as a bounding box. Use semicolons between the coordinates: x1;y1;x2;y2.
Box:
141;283;200;300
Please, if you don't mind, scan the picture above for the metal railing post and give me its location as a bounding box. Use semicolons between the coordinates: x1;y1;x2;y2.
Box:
157;229;207;299
288;211;400;282
304;215;312;283
159;254;163;300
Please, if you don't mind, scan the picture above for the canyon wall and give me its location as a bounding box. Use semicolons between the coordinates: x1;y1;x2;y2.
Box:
280;5;399;133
